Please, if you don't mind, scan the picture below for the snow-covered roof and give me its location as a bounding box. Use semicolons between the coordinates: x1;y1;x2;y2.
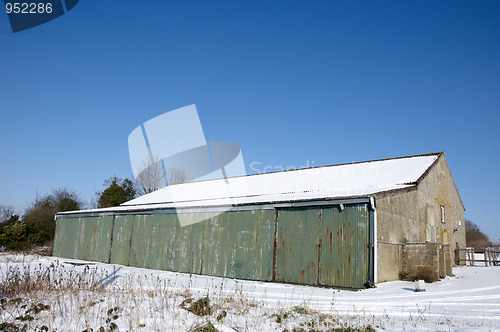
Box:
60;152;441;215
123;152;440;208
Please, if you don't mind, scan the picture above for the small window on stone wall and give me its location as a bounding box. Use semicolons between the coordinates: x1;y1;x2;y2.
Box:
441;206;445;223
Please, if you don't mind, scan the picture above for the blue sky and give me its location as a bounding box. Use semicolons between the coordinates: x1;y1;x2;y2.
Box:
0;1;499;241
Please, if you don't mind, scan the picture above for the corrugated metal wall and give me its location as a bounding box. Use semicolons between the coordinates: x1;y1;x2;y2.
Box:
53;215;114;263
275;205;372;288
54;210;276;281
54;203;373;288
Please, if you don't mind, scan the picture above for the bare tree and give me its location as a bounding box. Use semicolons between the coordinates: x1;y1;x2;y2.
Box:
22;188;84;246
135;156;166;196
465;219;492;248
134;156;187;196
0;205;15;223
167;167;186;185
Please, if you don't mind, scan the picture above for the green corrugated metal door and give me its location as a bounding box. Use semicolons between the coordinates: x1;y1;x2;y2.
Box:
275;207;321;285
318;205;371;288
275;204;372;288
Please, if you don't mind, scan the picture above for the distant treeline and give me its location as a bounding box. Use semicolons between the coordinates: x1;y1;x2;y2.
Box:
0;178;497;251
0;177;135;251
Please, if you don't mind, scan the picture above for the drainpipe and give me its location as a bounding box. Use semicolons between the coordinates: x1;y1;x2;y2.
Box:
370;197;378;284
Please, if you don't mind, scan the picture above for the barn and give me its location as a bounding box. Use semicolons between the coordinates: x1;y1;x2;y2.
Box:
53;152;465;288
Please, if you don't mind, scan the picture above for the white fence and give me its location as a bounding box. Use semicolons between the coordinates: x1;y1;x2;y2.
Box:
455;248;500;266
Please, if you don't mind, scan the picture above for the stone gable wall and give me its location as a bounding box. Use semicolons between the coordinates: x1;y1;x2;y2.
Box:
375;154;465;282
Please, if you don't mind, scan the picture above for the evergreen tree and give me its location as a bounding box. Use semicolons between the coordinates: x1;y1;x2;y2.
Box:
97;177;136;208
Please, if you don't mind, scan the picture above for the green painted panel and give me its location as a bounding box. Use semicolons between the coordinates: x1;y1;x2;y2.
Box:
199;209;275;280
317;206;341;286
86;209;276;281
149;214;175;271
318;205;370;288
129;215;152;269
275;207;321;284
276;204;371;288
158;212;207;274
54;215;113;263
200;214;230;277
109;215;134;266
53;216;81;258
54;205;370;288
78;216;113;262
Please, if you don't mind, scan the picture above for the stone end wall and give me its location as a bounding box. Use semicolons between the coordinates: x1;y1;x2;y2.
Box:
375;153;466;282
401;243;452;282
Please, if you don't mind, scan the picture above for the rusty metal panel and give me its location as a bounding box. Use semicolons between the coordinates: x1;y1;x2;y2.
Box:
318;205;371;288
122;212;205;272
200;209;275;280
275;204;372;288
54;205;371;287
317;206;341;286
275;207;321;284
170;213;207;274
105;209;275;281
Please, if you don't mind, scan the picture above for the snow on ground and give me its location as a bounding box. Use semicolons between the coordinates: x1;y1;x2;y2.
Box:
0;253;499;331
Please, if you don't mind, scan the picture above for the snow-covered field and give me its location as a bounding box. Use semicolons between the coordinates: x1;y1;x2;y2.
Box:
0;253;499;331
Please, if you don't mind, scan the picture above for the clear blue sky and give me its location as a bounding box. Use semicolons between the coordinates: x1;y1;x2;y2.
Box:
1;1;499;241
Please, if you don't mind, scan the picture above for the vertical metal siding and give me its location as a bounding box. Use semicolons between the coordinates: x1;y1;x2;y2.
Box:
54;203;372;288
53;215;113;263
55;209;276;281
53;215;79;258
275;204;371;288
275;207;320;284
109;214;134;266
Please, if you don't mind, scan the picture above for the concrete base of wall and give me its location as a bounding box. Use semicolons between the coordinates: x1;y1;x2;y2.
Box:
377;242;401;282
401;243;452;282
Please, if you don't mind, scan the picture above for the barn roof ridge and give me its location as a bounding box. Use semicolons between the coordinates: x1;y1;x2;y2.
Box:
58;152;444;215
118;152;441;207
240;151;444;179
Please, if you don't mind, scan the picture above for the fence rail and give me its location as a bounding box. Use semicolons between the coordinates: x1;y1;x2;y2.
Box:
455;248;500;266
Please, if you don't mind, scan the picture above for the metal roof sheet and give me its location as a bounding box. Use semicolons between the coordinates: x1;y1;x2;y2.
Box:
128;152;439;204
59;152;440;215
